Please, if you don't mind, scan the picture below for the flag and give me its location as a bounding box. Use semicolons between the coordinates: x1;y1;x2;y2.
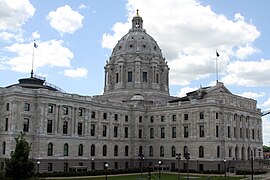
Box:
34;42;38;48
216;51;219;57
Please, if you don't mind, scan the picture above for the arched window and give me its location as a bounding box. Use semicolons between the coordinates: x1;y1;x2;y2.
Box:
125;145;129;156
47;143;53;156
149;146;153;157
139;146;143;155
91;144;95;156
160;146;164;157
103;145;107;156
78;144;83;156
241;146;245;160
171;146;176;157
114;145;118;156
2;142;6;155
217;146;220;158
64;143;69;156
199;146;204;158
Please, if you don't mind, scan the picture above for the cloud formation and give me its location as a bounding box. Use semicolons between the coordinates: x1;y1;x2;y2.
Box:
64;67;88;78
47;5;84;35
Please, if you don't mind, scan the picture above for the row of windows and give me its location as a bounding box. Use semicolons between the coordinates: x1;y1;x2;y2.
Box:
115;71;153;83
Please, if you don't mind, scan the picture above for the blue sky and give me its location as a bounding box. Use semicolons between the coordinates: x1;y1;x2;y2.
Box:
1;0;270;145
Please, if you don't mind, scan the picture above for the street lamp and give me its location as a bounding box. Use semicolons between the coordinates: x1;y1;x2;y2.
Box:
138;154;145;179
251;150;254;180
223;159;226;177
91;158;95;171
105;163;108;180
37;161;40;175
175;153;181;180
158;160;162;179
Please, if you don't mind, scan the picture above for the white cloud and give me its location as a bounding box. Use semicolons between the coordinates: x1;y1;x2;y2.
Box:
235;43;258;60
64;67;88;78
101;0;260;86
78;4;88;9
221;59;270;86
263;117;270;146
176;86;198;97
4;40;73;73
237;92;265;99
262;97;270;107
32;31;40;40
47;5;84;35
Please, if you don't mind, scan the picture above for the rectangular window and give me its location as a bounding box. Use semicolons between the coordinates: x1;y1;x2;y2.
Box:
142;72;147;82
234;127;237;138
246;129;249;138
199;125;204;137
114;162;118;169
125;115;129;122
240;128;243;138
48;163;53;171
78;108;83;116
48;105;54;113
116;73;119;83
103;113;107;119
47;120;53;133
114;114;118;121
216;112;219;119
228;126;231;138
172;127;176;138
156;73;159;84
64;163;68;172
63;107;68;115
161;115;165;122
125;162;129;169
199;112;204;119
24;103;30;111
150;116;154;123
114;126;118;137
91;111;96;119
90;124;95;136
150;128;154;139
63;121;68;134
172;115;176;121
23;118;29;132
5;118;8;131
103;125;107;137
184;126;188;138
184;114;188;120
216;125;219;137
128;71;132;82
252;129;255;139
78;122;83;135
139;129;142;139
161;127;165;138
139;116;142;123
6;103;9;111
125;127;128;138
229;148;232;158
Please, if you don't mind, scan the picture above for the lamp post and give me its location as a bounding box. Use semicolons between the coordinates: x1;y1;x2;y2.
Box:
223;159;226;177
37;161;40;175
105;163;108;180
91;158;95;171
138;154;145;179
251;150;254;180
185;153;190;180
158;160;162;180
176;153;181;180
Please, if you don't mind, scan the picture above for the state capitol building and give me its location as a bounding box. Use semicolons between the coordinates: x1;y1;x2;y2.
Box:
0;12;263;173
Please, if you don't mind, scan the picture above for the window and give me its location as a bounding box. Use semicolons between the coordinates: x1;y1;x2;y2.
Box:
139;116;142;123
184;114;188;120
252;129;255;139
78;144;83;156
48;163;53;171
240;128;242;138
114;145;118;156
229;148;232;158
217;146;220;158
149;146;153;157
172;127;176;138
103;113;107;120
139;146;143;155
125;115;129;122
125;146;129;156
5;118;8;131
150;116;154;123
139;129;142;139
172;115;176;121
128;71;132;82
78;108;83;116
114;126;118;137
234;127;237;138
23;118;29;132
125;162;129;169
116;73;119;83
199;112;204;119
47;120;53;133
78;122;83;135
103;125;107;137
184;146;188;158
216;112;219;119
199;146;204;158
114;162;118;169
90;124;95;136
64;143;69;156
227;126;231;138
161;116;165;122
184;126;188;138
142;72;148;82
6;103;9;111
199;125;204;137
103;145;107;156
48;105;53;113
91;144;95;156
150;128;154;139
156;73;159;84
64;163;68;171
63;107;68;115
2;142;6;155
171;146;176;157
216;125;219;137
63;121;68;134
246;129;249;138
24;103;30;111
160;146;164;157
48;143;53;156
125;127;129;138
91;111;96;119
114;114;118;121
161;127;165;138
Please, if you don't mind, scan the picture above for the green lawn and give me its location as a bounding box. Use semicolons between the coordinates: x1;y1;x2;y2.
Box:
41;173;245;180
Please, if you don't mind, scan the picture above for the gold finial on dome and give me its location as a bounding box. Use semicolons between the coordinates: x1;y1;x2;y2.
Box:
136;9;140;16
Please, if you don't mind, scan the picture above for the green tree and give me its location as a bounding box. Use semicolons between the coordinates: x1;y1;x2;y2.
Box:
5;132;35;180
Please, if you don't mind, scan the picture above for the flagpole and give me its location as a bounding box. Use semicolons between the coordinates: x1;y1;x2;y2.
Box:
31;42;35;78
216;51;219;83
